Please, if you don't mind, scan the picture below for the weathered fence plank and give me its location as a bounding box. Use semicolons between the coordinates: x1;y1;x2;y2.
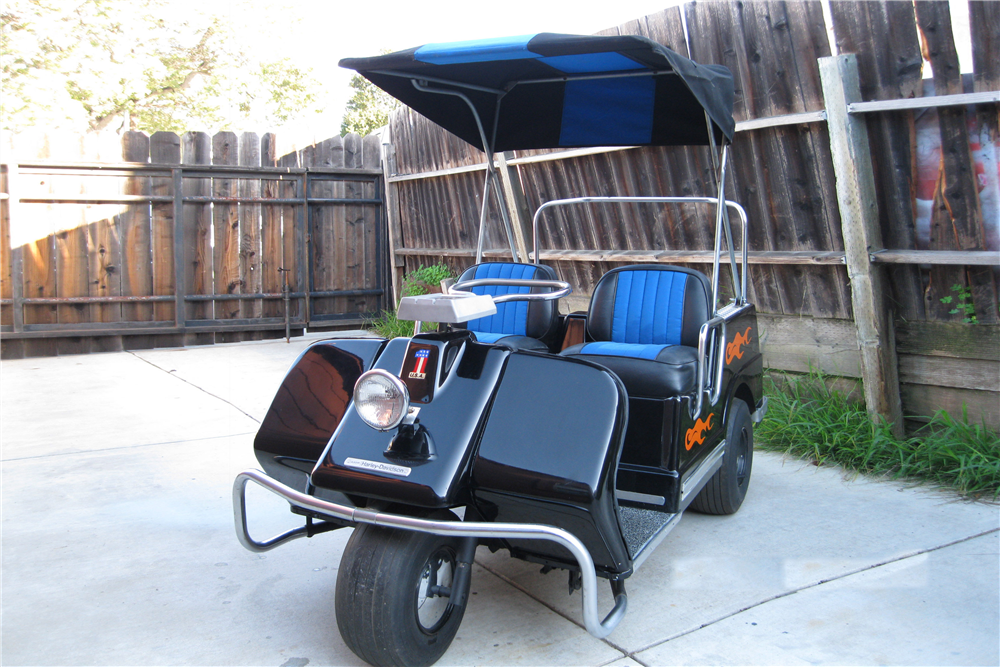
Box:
342;134;362;315
261;133;283;321
239;132;262;328
901;383;999;427
277;144;302;323
362;134;382;315
149;132;179;331
898;355;999;392
757;313;861;376
182;130;213;342
119;131;154;353
0;159;10;331
212;132;241;325
895;319;1000;360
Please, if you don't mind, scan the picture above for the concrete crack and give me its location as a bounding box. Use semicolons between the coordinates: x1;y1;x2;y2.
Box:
476;527;999;663
631;527;1000;656
126;351;261;424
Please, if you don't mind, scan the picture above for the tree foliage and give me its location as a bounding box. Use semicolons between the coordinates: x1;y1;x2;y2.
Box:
340;73;399;137
1;0;324;133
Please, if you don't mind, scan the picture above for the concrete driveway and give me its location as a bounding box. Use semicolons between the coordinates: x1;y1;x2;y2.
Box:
2;335;997;666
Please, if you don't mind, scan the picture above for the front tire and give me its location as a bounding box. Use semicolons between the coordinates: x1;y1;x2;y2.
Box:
335;516;467;667
689;399;753;515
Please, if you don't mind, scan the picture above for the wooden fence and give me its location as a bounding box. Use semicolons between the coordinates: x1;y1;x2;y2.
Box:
0;130;386;357
380;0;1000;428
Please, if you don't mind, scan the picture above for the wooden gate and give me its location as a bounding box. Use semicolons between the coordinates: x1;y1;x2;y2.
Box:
0;131;387;357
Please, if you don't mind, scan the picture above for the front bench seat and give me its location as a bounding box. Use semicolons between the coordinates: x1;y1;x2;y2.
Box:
458;262;560;351
560;265;711;397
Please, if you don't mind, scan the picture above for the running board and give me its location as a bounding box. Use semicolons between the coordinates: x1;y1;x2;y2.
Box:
618;506;683;572
681;438;726;504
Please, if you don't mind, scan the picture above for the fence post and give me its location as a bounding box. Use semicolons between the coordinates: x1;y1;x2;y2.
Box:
819;54;904;437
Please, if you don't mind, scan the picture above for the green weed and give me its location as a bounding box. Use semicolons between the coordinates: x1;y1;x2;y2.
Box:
757;371;1000;500
366;264;456;339
940;283;978;323
402;264;455;297
365;308;437;339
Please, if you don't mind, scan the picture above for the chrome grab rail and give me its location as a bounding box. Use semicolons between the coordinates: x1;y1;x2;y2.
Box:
451;277;573;304
234;469;627;639
690;303;756;419
692;316;726;420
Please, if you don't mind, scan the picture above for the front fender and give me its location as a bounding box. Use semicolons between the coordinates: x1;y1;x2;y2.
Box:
253;338;387;493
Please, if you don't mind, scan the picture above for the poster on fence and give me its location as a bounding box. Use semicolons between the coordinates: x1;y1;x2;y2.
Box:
914;79;1000;255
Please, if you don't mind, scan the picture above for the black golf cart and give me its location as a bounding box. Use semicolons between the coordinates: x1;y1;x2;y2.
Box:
234;32;766;667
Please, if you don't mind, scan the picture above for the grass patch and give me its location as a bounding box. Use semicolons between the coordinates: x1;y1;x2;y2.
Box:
365;309;437;339
757;372;1000;500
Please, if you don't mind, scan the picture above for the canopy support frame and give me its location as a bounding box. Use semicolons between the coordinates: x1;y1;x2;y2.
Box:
412;80;520;263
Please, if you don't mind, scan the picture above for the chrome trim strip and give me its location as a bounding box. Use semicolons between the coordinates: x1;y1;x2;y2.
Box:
681;438;726;503
629;512;683;572
233;469;627;639
616;490;666;505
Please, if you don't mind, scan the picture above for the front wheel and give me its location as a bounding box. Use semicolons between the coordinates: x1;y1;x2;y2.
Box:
689;399;753;515
335;516;468;667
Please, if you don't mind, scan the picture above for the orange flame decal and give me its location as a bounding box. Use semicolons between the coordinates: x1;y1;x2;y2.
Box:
685;413;714;451
726;327;753;365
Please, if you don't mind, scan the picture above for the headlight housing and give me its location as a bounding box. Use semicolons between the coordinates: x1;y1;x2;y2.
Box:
354;370;409;431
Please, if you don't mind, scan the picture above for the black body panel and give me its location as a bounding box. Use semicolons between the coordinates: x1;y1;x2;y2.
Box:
254;338;387;493
471;353;631;575
311;335;509;508
616;396;682;513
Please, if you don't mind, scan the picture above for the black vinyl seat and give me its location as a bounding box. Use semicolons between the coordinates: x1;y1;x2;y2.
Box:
560;265;711;397
457;262;560;351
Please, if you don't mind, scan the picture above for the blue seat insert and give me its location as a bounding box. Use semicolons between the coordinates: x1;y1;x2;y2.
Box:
561;265;711;397
458;262;560;351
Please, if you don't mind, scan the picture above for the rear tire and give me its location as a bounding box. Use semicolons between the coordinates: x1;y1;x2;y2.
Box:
689;399;753;515
335;514;467;667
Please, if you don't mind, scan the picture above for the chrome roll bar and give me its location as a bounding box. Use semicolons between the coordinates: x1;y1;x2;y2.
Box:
530;196;749;307
234;469;627;639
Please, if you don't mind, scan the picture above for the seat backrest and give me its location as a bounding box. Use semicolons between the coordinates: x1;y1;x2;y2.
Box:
458;262;560;340
586;266;711;348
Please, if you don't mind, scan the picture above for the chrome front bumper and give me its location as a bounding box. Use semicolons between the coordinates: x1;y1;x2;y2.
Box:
233;469;627;639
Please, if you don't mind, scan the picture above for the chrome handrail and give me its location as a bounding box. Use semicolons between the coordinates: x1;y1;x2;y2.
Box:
234;469;627;639
692;316;726;420
450;277;572;304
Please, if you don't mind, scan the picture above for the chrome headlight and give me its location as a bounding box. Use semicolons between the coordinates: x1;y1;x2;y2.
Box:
354;370;409;431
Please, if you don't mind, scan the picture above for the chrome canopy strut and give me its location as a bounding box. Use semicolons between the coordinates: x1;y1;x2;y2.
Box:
411;80;519;264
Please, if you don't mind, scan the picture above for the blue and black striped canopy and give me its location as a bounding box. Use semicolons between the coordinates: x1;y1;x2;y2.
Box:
340;33;735;152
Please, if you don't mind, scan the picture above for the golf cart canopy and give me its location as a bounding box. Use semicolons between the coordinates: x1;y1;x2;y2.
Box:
340;33;735;152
